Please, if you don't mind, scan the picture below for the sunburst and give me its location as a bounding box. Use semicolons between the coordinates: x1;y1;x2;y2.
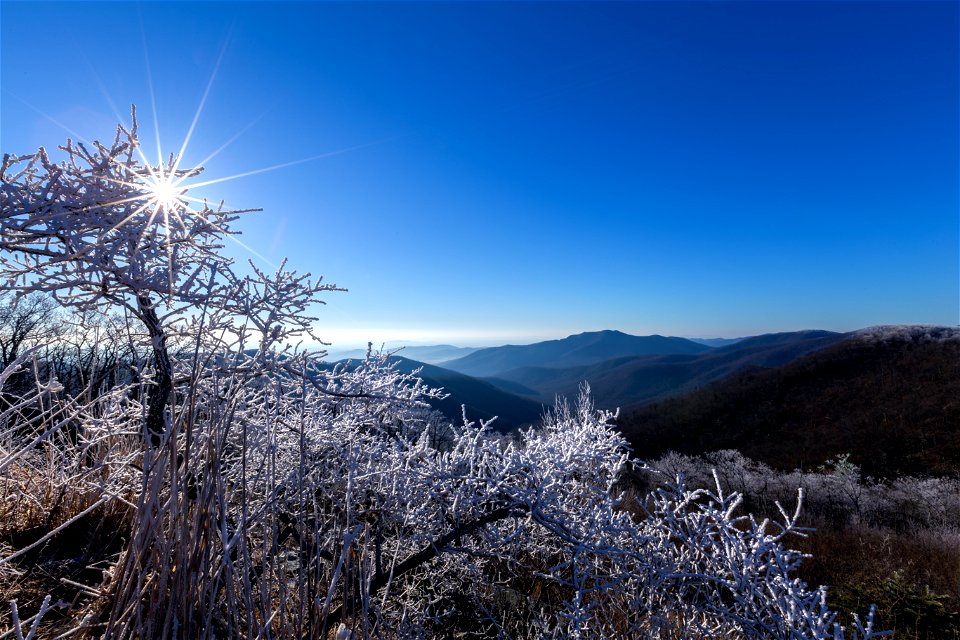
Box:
15;26;390;278
140;168;187;214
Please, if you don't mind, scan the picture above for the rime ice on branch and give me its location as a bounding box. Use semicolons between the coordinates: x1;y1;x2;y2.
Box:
0;107;340;445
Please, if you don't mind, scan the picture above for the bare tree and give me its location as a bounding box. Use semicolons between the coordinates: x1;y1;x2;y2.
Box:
0;108;336;445
0;292;59;401
0;292;59;368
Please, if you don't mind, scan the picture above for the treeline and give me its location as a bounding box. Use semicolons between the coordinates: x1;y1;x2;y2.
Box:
0;292;177;404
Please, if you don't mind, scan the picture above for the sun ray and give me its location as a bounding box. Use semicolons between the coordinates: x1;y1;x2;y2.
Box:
84;61;126;124
99;177;143;191
89;193;150;211
188;111;266;173
165;206;191;231
170;26;233;179
17;89;168;203
186;139;392;190
10;29;392;276
80;59;159;177
9;94;272;273
97;172;186;222
137;4;164;168
82;132;167;193
222;233;278;270
175;201;278;269
180;195;212;205
5;92;96;149
163;207;175;295
7;90;157;193
106;200;156;237
65;194;153;217
137;207;165;252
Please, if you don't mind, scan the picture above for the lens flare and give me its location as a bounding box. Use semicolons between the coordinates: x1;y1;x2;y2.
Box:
145;174;185;212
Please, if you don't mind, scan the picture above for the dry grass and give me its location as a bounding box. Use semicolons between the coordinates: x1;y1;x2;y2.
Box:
0;371;894;639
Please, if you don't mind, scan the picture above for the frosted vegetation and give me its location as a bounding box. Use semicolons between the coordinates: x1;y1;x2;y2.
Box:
0;112;886;638
851;325;960;345
643;450;960;535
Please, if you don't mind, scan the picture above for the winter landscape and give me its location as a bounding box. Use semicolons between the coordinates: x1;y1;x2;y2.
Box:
1;2;957;639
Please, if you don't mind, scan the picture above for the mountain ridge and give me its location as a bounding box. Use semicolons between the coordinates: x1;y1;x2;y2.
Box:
326;344;480;365
439;330;710;378
484;330;845;409
617;326;960;477
333;356;545;432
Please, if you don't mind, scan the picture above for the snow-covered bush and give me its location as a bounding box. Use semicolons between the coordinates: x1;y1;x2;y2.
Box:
642;450;960;534
0;115;886;638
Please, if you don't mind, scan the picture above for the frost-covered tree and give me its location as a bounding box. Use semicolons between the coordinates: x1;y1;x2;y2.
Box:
0;114;885;639
0;109;337;444
0;292;59;371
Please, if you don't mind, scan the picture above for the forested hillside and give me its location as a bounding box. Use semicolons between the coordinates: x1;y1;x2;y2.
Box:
619;326;960;477
483;330;844;408
619;327;960;638
440;330;709;377
339;356;545;430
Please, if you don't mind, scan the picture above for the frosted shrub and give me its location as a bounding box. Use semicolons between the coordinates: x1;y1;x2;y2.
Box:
644;451;960;534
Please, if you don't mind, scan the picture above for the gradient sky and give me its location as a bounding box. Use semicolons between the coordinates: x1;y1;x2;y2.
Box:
2;1;958;348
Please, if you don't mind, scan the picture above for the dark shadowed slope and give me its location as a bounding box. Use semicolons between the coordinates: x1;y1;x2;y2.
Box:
688;337;746;348
440;330;709;378
488;330;845;409
618;326;960;478
479;377;542;398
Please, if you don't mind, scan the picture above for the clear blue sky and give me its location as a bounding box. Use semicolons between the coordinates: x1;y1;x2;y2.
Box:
2;1;957;348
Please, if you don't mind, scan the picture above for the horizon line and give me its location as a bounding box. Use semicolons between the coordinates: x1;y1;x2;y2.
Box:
313;323;957;352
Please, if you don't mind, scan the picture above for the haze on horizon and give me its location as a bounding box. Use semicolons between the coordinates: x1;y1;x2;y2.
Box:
2;1;957;350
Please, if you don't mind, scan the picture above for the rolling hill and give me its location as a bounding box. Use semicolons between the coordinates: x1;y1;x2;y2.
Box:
483;330;845;409
440;330;710;378
617;326;960;477
338;356;545;432
325;344;480;365
688;337;746;348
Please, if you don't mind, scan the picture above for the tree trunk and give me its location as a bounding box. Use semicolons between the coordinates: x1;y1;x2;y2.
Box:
137;293;172;446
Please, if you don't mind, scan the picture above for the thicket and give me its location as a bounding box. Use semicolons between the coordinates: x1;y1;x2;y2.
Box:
0;113;885;638
636;450;960;639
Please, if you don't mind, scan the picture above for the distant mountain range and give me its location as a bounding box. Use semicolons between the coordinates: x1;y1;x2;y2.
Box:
617;326;960;477
324;326;959;474
477;330;845;408
688;337;745;348
381;357;545;432
326;344;480;365
331;329;844;430
324;355;545;432
439;330;710;377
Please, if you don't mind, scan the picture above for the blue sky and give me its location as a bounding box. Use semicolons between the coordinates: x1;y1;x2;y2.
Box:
2;1;957;348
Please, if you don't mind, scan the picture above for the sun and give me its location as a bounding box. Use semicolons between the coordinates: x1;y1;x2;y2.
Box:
144;173;186;212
